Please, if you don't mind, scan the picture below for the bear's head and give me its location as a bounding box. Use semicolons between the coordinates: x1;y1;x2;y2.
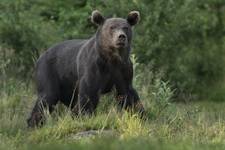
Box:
91;10;140;61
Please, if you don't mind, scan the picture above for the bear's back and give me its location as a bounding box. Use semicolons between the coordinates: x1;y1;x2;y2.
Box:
35;39;88;82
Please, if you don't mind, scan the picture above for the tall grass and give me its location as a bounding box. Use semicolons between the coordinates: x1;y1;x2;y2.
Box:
1;56;225;149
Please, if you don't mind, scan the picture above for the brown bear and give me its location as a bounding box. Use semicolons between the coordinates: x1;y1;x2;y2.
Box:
27;10;145;128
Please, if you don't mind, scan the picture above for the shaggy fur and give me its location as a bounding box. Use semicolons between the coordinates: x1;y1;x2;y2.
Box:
27;10;144;127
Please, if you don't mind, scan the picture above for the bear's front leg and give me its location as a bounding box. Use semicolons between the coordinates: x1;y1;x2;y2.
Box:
116;85;145;115
72;77;100;115
127;87;145;115
115;63;145;116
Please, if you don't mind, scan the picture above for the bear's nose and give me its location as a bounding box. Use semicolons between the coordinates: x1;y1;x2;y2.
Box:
118;34;126;41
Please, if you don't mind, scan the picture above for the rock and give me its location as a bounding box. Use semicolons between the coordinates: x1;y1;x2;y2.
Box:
70;129;117;139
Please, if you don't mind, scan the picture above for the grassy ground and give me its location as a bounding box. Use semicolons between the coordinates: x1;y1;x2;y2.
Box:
1;59;225;150
1;77;225;150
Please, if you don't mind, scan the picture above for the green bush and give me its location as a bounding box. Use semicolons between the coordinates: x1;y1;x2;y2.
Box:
0;0;225;100
129;0;225;100
0;0;61;76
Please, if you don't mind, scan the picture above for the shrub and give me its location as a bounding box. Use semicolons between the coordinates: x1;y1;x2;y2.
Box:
0;0;224;100
0;0;61;77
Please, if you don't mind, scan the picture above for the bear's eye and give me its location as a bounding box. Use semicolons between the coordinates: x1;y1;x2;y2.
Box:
123;27;128;32
110;26;116;30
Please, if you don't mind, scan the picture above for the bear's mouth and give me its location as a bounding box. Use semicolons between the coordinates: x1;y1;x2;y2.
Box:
116;42;125;48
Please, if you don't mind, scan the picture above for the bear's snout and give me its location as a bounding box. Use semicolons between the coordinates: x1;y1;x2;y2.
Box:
114;30;127;48
118;33;126;42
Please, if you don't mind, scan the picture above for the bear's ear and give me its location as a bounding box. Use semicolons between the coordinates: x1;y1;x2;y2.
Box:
127;11;140;26
91;10;105;26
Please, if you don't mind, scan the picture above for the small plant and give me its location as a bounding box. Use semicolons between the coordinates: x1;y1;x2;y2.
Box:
131;54;174;118
117;112;149;139
150;79;174;117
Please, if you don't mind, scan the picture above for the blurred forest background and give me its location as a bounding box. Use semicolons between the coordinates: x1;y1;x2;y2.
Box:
0;0;225;101
1;1;225;149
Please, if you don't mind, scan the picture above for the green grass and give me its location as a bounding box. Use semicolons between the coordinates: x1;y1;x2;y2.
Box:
1;58;225;150
1;78;225;150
